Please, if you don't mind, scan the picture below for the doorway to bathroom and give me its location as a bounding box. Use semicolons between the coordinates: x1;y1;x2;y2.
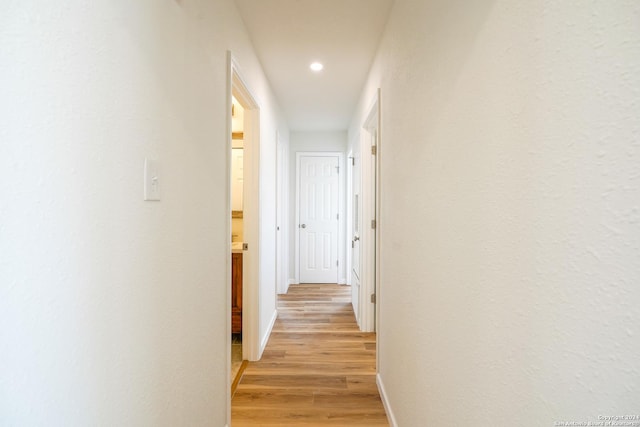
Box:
228;53;261;401
230;94;246;393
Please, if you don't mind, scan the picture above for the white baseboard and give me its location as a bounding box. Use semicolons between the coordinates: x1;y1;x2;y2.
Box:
259;309;278;356
377;373;398;427
288;278;298;285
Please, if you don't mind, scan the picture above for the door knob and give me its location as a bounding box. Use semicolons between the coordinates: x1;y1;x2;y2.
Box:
353;236;360;242
300;224;307;229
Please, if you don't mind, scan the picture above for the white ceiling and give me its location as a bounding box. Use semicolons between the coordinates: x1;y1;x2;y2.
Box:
234;0;394;131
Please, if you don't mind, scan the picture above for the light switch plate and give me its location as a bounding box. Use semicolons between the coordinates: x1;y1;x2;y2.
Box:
144;158;160;201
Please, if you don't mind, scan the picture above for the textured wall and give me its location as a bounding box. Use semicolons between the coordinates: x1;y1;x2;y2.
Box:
350;0;640;425
0;1;287;425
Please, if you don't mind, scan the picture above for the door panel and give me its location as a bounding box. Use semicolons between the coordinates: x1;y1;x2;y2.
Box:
351;153;361;321
299;156;339;283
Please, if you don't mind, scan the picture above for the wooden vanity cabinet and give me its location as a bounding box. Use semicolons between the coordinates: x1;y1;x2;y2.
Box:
232;252;243;334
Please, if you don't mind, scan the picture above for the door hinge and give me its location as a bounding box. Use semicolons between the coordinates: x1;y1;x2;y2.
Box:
351;157;355;166
336;165;340;174
371;145;377;155
371;219;377;229
370;293;376;303
336;260;339;267
336;213;339;220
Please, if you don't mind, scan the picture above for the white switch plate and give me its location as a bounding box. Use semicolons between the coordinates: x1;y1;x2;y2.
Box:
144;158;160;201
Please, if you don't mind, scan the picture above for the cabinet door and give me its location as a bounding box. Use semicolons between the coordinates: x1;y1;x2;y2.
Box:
232;253;243;333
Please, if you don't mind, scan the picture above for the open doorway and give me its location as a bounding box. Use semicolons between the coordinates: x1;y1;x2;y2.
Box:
227;53;261;406
230;95;246;394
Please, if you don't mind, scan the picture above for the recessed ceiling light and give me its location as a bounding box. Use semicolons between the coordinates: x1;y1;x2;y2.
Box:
310;62;324;72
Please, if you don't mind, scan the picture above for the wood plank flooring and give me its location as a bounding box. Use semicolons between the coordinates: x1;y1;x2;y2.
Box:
231;284;389;426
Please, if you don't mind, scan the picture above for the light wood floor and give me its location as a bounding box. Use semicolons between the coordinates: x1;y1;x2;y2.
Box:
231;284;389;426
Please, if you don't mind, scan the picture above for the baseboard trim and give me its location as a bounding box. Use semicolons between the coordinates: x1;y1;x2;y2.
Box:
288;278;298;285
377;373;398;427
259;309;278;356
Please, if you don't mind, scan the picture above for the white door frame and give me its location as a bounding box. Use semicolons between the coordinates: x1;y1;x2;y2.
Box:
294;152;345;284
359;90;381;333
226;52;262;381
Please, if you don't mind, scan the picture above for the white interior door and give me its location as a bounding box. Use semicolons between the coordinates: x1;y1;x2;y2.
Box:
299;155;339;283
359;90;380;333
351;153;361;321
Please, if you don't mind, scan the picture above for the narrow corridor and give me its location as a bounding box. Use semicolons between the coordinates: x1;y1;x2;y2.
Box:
231;284;388;426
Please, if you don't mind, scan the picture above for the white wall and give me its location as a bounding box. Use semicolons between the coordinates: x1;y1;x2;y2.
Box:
0;1;287;425
350;0;640;425
288;131;347;284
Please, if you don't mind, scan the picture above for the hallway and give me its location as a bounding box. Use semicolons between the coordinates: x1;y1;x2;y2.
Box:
231;284;388;426
4;2;639;425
